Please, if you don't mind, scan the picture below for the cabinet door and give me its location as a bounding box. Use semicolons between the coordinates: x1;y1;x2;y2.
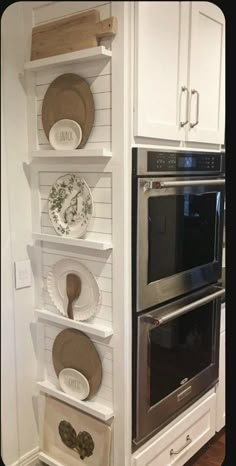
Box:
187;2;225;144
134;1;189;141
216;330;225;431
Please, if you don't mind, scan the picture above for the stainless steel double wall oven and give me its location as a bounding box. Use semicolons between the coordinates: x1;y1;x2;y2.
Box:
132;148;225;447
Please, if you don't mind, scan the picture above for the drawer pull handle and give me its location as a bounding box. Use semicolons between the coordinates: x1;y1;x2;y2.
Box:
170;435;192;456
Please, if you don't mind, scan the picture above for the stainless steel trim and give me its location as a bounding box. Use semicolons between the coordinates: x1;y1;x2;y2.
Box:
135;285;221;445
137;176;224;311
170;435;192;456
143;179;225;191
135;148;224;176
177;386;192;402
180;86;189;127
190;89;200;128
144;289;225;326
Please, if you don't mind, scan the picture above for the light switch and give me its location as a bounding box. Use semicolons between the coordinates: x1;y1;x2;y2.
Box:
15;260;32;289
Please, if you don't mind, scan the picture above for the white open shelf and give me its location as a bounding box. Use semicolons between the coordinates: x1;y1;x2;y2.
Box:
32;232;113;251
35;308;113;339
24;46;112;71
39;452;66;466
38;452;64;466
37;380;114;421
31;148;112;158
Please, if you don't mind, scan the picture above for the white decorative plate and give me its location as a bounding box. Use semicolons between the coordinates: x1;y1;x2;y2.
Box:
48;173;93;237
49;119;82;150
59;368;90;400
47;258;101;321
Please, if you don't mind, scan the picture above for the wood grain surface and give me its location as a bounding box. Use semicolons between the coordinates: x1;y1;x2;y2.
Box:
52;328;102;400
31;9;117;60
185;428;225;466
42;73;95;148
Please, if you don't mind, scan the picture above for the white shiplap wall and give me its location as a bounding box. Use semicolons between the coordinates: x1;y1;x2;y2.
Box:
33;2;112;151
33;2;111;26
42;322;113;408
29;0;115;462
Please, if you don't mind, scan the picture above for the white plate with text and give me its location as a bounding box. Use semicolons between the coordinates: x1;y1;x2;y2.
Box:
59;368;90;400
49;119;82;150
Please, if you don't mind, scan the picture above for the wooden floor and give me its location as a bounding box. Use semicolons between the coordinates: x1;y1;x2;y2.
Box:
185;428;225;465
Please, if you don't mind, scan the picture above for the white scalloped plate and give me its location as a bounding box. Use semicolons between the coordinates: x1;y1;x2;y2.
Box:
59;368;90;400
47;258;101;321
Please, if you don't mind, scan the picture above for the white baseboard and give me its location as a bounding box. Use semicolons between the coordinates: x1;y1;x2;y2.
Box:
10;447;39;466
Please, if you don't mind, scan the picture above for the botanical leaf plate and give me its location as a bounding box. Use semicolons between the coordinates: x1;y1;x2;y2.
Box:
48;173;93;238
47;258;101;321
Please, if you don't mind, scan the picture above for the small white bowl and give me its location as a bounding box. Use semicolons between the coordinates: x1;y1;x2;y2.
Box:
49;119;82;150
59;368;90;400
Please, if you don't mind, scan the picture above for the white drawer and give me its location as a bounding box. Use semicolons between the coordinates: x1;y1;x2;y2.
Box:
221;303;225;333
132;392;216;466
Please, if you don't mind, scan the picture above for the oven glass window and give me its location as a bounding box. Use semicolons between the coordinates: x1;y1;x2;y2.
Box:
149;302;214;407
148;192;219;283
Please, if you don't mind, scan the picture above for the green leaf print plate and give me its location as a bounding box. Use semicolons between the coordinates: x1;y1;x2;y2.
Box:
48;174;93;238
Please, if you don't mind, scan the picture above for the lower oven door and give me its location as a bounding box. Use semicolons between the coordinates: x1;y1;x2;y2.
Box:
137;177;225;311
134;285;224;446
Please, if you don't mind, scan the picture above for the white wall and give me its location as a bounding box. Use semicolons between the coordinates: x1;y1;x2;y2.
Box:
1;70;20;466
1;3;39;464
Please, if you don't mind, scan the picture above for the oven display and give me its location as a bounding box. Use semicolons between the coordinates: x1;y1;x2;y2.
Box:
147;151;221;172
178;156;197;169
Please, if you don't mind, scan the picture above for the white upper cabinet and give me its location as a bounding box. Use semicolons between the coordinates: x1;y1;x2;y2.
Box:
188;2;225;144
134;2;190;141
134;1;189;141
134;1;225;145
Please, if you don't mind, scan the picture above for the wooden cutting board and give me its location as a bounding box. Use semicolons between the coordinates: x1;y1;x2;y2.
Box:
52;328;102;400
42;73;94;148
31;9;117;60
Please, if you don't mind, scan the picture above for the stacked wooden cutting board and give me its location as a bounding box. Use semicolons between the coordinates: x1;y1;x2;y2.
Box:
31;9;117;60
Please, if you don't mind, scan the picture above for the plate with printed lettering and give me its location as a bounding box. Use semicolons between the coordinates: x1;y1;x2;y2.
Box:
41;73;94;148
49;119;82;150
52;328;102;399
59;368;90;400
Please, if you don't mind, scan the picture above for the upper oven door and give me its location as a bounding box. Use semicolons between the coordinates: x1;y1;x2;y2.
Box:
137;177;225;311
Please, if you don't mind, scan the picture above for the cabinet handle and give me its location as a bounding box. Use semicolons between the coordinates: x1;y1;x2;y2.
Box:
143;179;225;192
143;287;225;326
190;89;199;128
180;86;189;127
170;435;192;456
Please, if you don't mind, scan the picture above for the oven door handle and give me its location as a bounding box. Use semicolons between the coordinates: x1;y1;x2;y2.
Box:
143;179;225;191
144;288;225;327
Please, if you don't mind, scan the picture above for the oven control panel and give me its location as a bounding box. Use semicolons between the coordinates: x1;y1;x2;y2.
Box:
147;151;222;173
